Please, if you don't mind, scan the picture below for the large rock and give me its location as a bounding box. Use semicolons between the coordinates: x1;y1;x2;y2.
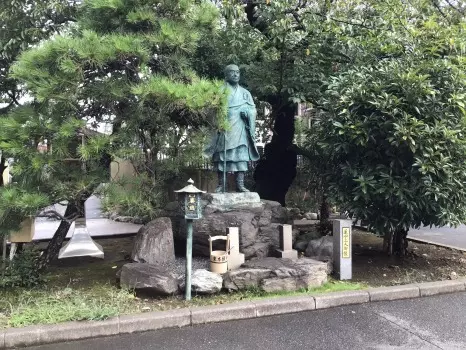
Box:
223;257;328;293
287;207;303;220
119;263;179;296
131;217;175;264
163;193;288;259
179;269;223;294
304;212;319;220
294;241;309;252
305;236;333;261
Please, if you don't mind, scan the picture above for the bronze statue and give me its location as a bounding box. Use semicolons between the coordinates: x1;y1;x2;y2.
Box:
204;64;259;192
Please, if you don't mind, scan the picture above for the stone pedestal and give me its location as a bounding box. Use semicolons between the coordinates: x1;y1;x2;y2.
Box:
163;192;289;259
226;227;244;270
276;224;297;259
204;192;262;209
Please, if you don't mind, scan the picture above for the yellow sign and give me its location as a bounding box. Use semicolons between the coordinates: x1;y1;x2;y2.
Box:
342;228;350;258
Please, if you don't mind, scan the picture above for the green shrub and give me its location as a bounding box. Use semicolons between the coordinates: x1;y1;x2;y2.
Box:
1;246;44;288
100;174;163;221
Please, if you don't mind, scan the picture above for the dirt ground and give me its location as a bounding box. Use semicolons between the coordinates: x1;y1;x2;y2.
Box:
45;230;466;289
351;229;466;286
1;230;464;329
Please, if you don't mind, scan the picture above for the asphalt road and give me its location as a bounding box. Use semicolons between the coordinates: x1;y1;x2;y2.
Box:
409;225;466;251
26;292;466;350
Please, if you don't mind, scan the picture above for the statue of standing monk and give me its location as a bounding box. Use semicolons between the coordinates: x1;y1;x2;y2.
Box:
204;64;260;192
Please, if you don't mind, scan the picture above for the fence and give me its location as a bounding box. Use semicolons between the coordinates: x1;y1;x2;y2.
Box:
111;146;306;200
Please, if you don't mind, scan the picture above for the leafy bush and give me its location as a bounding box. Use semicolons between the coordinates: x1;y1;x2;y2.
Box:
1;246;44;288
100;174;164;221
312;57;466;254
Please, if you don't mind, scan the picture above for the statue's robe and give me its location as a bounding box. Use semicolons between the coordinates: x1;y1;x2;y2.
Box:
204;83;260;172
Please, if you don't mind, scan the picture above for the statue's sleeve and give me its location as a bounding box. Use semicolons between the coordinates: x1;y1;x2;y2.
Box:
247;91;257;138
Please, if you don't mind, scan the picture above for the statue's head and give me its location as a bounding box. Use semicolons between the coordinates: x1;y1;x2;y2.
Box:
224;64;240;85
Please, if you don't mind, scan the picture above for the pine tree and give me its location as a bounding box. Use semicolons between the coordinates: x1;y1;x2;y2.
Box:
1;0;226;268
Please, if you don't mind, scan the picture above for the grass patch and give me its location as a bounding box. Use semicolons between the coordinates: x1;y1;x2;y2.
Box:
0;279;365;329
190;280;366;303
0;285;135;328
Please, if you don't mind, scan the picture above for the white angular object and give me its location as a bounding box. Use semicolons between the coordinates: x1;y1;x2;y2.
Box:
276;224;298;259
279;224;293;251
58;219;104;259
226;227;245;270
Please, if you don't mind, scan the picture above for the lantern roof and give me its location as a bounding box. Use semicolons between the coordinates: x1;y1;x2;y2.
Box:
175;178;206;194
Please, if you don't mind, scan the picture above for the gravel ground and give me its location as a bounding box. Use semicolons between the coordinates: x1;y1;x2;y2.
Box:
161;257;211;278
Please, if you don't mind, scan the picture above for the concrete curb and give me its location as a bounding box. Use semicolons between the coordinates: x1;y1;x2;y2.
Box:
315;290;369;309
254;295;315;317
368;284;420;302
191;301;256;325
1;280;466;349
417;279;466;296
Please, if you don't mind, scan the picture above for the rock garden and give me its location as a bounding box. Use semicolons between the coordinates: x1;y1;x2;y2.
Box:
118;192;330;296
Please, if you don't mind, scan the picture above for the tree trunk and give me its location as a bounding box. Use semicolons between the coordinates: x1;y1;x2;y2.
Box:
0;155;6;187
383;228;408;256
253;103;297;206
318;195;332;234
37;202;79;270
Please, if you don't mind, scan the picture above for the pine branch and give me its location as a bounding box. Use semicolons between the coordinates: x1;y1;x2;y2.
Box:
431;0;448;19
36;210;79;223
445;0;464;15
7;91;20;106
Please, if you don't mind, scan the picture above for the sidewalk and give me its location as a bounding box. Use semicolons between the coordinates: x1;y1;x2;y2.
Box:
353;219;466;252
409;224;466;252
33;196;141;241
33;219;142;241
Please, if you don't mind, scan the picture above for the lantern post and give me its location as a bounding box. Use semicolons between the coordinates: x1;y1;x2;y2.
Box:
175;179;205;300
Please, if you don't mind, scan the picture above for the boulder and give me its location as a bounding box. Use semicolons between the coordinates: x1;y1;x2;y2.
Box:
163;193;288;259
305;212;319;220
179;269;223;294
295;230;321;245
286;207;303;221
119;263;179;295
131;217;175;264
305;236;333;262
294;241;308;252
223;257;328;293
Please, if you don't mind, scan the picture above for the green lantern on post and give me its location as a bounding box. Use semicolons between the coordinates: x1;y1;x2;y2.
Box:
175;178;205;220
175;178;205;300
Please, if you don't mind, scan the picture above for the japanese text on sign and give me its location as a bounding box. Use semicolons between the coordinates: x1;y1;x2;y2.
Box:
342;227;350;258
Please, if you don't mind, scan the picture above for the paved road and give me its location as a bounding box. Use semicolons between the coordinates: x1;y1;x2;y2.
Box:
409;225;466;251
26;292;466;350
